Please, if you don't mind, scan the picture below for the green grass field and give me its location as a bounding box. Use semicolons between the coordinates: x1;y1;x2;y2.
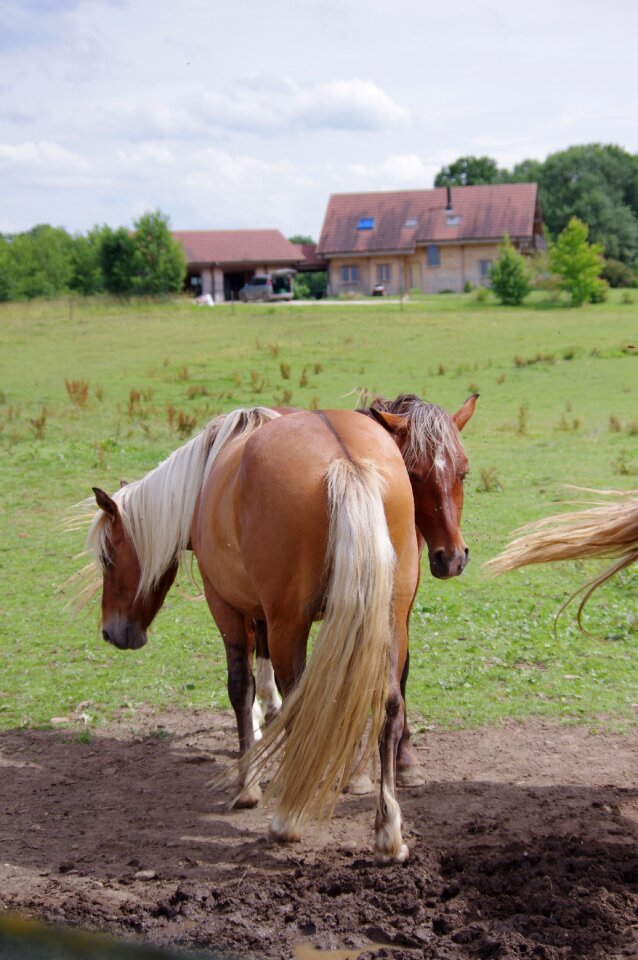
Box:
1;291;637;732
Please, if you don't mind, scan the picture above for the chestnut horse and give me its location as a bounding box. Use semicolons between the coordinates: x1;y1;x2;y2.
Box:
250;393;478;785
79;399;474;862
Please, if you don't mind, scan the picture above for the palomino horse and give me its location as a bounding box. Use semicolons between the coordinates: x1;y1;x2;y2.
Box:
79;400;474;862
487;488;638;626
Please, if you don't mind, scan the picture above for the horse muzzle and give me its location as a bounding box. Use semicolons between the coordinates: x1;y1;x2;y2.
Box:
102;620;148;650
429;546;469;579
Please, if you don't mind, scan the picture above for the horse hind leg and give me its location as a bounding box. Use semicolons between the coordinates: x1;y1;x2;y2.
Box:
375;685;409;864
253;619;282;725
205;588;262;809
396;650;426;788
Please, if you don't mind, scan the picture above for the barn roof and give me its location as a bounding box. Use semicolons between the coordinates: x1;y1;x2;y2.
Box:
172;229;303;266
317;183;542;256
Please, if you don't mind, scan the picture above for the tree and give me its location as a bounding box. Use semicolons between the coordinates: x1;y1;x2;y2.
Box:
549;217;604;306
489;234;531;305
0;235;15;301
537;144;638;264
7;225;74;299
288;234;314;246
131;209;186;296
70;228;104;295
434;156;503;187
99;226;137;296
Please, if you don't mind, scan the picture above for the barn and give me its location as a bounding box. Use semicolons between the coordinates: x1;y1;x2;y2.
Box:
172;229;304;302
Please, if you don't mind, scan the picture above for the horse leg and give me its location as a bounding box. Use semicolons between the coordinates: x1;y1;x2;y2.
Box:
253;619;282;724
374;681;409;864
203;584;262;809
263;614;310;844
396;650;426;788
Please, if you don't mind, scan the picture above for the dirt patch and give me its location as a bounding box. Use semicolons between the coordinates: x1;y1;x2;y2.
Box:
1;710;638;959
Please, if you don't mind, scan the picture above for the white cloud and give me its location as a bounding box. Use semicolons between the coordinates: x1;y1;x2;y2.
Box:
346;153;436;187
202;77;409;133
115;144;175;168
191;147;313;188
0;139;89;173
101;76;409;141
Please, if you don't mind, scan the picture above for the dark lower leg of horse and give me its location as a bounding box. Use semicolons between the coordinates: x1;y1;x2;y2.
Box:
253;619;282;724
396;650;426;788
225;642;262;810
374;690;409;865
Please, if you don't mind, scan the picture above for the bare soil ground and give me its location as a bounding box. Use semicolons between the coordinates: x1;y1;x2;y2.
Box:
1;710;638;959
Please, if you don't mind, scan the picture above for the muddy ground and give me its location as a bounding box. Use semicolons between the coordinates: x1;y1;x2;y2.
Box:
1;709;638;959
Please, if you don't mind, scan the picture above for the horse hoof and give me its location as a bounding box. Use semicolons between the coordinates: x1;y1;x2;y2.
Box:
346;772;375;795
374;842;409;865
270;814;301;844
397;765;426;788
233;783;262;809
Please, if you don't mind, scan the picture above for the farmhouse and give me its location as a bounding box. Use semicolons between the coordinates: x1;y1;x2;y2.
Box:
316;183;545;296
172;229;304;302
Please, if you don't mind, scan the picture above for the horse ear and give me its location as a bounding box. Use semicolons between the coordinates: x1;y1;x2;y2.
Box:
452;393;479;432
119;479;129;489
369;409;409;438
93;487;118;518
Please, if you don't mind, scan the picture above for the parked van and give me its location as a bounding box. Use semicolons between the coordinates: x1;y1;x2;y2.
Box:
238;269;295;302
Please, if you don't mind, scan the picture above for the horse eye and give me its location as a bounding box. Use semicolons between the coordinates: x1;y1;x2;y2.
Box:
100;552;113;571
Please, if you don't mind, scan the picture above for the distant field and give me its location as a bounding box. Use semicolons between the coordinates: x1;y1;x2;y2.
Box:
1;291;637;732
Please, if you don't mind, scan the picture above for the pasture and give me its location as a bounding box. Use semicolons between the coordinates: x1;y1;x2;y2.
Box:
1;291;637;732
2;291;638;959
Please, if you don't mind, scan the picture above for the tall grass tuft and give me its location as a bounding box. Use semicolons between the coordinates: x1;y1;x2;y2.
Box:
65;378;89;408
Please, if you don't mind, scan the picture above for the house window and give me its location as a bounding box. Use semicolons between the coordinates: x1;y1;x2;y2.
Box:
376;264;391;282
427;245;440;267
341;265;359;283
357;217;375;230
479;259;492;278
404;218;418;228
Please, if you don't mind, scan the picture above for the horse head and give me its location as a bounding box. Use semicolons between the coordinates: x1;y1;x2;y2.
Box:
369;394;477;579
91;487;177;650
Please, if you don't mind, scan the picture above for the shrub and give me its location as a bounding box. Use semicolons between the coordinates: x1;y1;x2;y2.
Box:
489;235;531;305
601;258;637;288
589;278;609;303
549;217;604;307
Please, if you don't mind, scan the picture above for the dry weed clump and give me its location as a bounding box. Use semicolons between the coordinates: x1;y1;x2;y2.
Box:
65;378;89;408
29;408;47;440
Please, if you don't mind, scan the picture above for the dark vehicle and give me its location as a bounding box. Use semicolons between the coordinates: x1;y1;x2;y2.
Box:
238;270;295;302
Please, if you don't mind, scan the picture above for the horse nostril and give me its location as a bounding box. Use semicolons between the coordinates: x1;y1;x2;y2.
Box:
464;547;469;560
102;628;111;643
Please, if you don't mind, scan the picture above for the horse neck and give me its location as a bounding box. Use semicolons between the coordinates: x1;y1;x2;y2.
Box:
111;407;281;599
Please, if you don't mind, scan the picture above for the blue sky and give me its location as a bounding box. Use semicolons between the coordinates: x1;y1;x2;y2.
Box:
1;0;637;238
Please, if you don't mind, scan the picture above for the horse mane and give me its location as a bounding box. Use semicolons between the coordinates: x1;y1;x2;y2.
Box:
362;393;463;473
70;407;280;609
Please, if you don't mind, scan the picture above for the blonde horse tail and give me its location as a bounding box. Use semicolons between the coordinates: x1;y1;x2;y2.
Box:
485;491;638;625
231;457;396;837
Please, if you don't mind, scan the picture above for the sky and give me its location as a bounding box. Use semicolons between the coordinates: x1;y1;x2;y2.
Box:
1;0;637;239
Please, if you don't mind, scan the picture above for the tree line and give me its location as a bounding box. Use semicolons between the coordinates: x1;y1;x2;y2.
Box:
1;143;636;302
435;143;638;279
0;210;186;301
